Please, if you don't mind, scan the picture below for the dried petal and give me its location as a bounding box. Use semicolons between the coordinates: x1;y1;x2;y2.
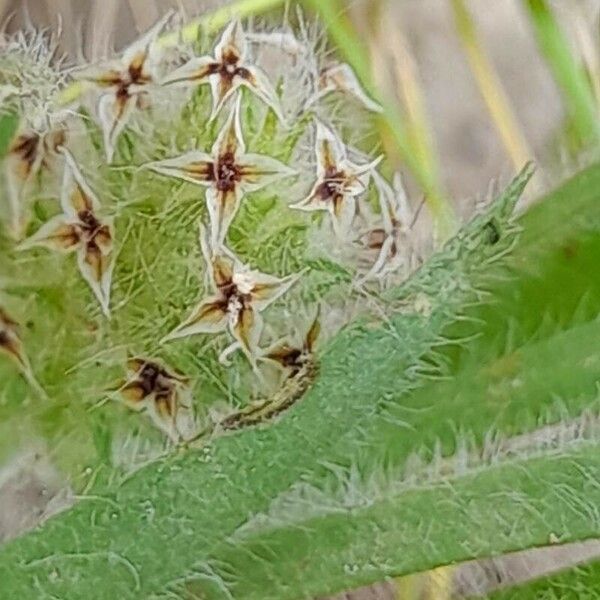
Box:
212;95;245;158
60;149;102;217
205;185;242;247
237;65;284;122
229;304;261;358
319;63;382;113
238;152;296;193
145;151;214;186
250;271;302;312
214;20;247;64
212;255;235;289
97;92;137;164
17;216;80;252
161;56;217;87
163;297;229;342
76;238;115;317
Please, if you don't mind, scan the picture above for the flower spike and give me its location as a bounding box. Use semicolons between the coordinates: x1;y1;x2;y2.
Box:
18;150;116;316
76;12;172;162
162;225;301;366
290;121;382;238
357;171;415;282
162;20;283;121
145;96;295;246
118;357;193;442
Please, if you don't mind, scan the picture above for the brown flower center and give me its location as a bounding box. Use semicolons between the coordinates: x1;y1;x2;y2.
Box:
138;362;175;397
316;168;346;201
215;152;242;192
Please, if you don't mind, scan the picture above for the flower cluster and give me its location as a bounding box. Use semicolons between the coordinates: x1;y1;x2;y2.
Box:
1;16;419;442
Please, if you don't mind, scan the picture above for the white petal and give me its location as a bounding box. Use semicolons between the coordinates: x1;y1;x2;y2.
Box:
238;153;296;193
214;19;247;63
122;11;173;68
97;92;137;163
60;148;102;217
76;241;115;317
4;149;43;239
205;186;243;247
250;270;303;312
359;234;396;283
16;215;79;252
207;75;242;121
372;171;395;233
144;151;214;186
162;296;229;342
239;65;284;122
289;182;328;213
314;120;346;177
211;94;245;157
161;55;216;87
228;306;262;364
330;195;356;238
320;63;383;113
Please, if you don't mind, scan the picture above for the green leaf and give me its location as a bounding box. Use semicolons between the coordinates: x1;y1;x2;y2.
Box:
2;162;600;599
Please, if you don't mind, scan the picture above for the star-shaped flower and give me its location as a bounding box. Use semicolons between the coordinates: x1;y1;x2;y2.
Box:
315;63;382;113
146;96;295;246
162;225;301;366
262;312;320;377
76;13;171;162
162;20;282;120
5;124;67;239
290;121;382;238
118;357;193;442
358;171;415;282
18;150;115;316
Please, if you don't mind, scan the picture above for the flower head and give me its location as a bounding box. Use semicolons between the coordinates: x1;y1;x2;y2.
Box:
290;121;382;238
163;225;301;366
119;357;193;442
5;123;67;239
18;150;115;316
146;96;295;245
162;20;282;120
357;171;415;282
76;13;171;162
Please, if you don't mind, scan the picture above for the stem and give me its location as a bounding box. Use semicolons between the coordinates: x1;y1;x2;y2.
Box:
523;0;600;146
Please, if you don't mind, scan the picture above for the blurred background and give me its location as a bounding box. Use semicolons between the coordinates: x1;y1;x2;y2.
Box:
2;1;600;598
